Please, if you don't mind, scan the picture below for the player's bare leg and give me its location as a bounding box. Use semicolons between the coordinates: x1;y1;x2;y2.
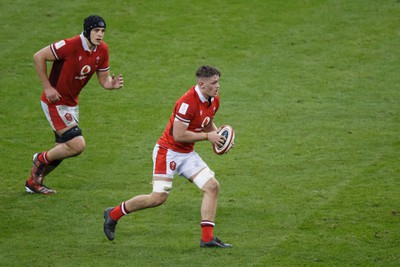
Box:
198;177;232;248
200;178;219;222
125;192;168;212
40;137;84;178
47;133;86;160
25;127;86;194
103;185;169;241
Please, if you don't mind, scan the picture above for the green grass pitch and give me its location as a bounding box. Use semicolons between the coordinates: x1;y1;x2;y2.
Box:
1;0;399;266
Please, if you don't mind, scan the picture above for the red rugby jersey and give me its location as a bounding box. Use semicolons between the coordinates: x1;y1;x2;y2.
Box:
41;34;110;106
157;85;220;153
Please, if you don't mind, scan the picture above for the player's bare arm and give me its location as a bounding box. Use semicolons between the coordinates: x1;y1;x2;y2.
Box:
97;71;123;90
33;46;61;103
173;119;225;146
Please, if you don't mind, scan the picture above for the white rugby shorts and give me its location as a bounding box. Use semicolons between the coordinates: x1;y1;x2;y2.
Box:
41;101;79;131
153;144;208;179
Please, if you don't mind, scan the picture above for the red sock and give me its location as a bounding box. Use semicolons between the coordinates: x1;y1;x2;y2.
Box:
110;202;129;221
38;151;51;165
27;177;36;186
201;220;215;242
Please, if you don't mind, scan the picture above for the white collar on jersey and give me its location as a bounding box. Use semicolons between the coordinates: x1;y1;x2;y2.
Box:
195;85;214;103
80;32;98;52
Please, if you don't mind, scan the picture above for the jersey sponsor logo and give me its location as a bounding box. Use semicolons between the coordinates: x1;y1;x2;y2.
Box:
201;117;211;128
54;40;66;50
80;65;91;75
179;102;189;115
75;65;91;80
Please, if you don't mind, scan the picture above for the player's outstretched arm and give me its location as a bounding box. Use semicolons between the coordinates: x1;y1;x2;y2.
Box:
97;71;124;90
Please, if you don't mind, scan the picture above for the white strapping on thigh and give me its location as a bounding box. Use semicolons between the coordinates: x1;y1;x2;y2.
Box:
153;180;173;194
193;167;215;189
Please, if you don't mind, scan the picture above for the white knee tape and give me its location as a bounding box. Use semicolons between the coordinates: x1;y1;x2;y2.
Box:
153;180;173;194
193;168;215;189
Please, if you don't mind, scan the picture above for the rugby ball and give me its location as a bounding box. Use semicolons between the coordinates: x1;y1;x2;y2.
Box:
213;125;235;155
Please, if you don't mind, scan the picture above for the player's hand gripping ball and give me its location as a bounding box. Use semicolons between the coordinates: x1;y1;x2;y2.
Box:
213;125;235;155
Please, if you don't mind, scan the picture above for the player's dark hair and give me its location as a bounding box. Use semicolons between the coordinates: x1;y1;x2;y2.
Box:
196;65;221;78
